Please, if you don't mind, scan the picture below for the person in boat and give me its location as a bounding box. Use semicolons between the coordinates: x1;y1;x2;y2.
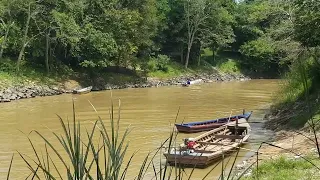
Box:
187;79;191;85
183;138;196;153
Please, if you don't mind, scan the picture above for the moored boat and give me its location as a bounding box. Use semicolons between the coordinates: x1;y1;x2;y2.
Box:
175;111;252;133
164;118;251;168
72;86;93;94
182;79;203;86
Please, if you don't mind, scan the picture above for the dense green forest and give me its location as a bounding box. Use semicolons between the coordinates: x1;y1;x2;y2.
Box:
0;0;319;79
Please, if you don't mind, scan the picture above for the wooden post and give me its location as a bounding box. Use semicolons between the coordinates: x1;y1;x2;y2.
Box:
256;151;259;179
235;118;238;136
221;150;224;180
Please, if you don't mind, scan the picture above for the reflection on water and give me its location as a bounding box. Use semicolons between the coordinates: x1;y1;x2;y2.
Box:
0;79;280;179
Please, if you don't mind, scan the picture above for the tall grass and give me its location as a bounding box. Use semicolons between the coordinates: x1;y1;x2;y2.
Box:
277;50;320;106
11;98;197;179
243;156;318;180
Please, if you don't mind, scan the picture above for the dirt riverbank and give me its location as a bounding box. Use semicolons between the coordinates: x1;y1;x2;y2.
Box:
0;71;250;103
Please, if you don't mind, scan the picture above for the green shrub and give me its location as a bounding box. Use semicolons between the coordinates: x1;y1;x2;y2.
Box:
147;54;171;72
0;58;16;72
156;54;170;72
218;59;241;74
147;58;158;72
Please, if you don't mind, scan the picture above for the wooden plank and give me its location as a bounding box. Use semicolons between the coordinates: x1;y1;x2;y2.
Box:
214;135;244;139
197;141;230;146
197;141;249;146
197;132;232;150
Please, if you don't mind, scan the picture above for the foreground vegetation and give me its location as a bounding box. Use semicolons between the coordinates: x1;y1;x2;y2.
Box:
243;156;320;180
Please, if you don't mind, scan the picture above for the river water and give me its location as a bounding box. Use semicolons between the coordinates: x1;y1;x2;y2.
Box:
0;79;280;179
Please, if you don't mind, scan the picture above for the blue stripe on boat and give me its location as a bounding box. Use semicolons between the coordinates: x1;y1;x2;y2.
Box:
175;112;252;128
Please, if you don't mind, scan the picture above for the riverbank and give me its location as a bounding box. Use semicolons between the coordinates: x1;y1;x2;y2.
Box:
234;130;320;179
0;70;250;103
234;94;320;178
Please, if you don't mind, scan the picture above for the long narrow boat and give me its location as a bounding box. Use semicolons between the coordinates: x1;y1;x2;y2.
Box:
164;118;251;168
182;79;203;87
175;111;252;133
72;86;93;94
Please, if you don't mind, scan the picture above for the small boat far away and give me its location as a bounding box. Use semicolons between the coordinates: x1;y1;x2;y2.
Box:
182;79;203;87
72;86;93;94
164;118;251;168
175;111;252;133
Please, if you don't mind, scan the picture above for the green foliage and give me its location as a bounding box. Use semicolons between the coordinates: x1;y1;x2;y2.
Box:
0;58;16;72
147;61;188;78
147;54;171;72
240;37;280;72
233;0;301;75
0;0;318;79
276;51;320;107
201;49;241;74
294;0;320;47
218;59;241;74
243;156;319;180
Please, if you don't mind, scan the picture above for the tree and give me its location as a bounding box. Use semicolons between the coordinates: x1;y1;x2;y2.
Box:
294;0;320;47
233;0;302;74
15;0;41;71
183;0;209;68
0;0;16;59
201;0;235;63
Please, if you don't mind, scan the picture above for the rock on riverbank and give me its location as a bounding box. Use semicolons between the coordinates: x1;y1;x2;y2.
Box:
91;72;250;91
0;85;65;103
0;72;250;103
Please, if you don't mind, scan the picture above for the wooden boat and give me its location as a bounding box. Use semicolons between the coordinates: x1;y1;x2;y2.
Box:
164;118;251;168
72;86;92;94
175;111;252;133
182;79;203;87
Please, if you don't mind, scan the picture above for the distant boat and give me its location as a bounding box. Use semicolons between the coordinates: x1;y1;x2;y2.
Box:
164;118;251;168
182;79;203;86
72;86;92;94
175;111;252;133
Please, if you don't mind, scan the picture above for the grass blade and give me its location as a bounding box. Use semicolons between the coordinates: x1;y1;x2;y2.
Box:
6;154;14;180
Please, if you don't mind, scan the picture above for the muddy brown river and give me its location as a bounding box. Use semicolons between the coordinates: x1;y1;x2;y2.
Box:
0;79;280;179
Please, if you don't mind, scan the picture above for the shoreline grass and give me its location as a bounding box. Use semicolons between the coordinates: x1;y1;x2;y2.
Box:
242;155;320;180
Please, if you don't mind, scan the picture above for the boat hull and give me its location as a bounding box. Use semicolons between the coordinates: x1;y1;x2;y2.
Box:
164;140;248;168
72;86;93;94
164;119;251;168
175;112;252;133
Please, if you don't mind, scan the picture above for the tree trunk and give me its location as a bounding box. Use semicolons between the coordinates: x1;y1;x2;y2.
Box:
197;44;202;66
116;52;121;72
212;47;216;63
185;25;196;68
17;3;32;72
45;29;50;74
180;46;184;64
0;25;10;59
185;45;191;69
314;47;320;67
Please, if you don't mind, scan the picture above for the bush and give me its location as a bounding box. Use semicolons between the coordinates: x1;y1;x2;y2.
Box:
146;54;170;72
156;54;170;72
0;58;16;72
